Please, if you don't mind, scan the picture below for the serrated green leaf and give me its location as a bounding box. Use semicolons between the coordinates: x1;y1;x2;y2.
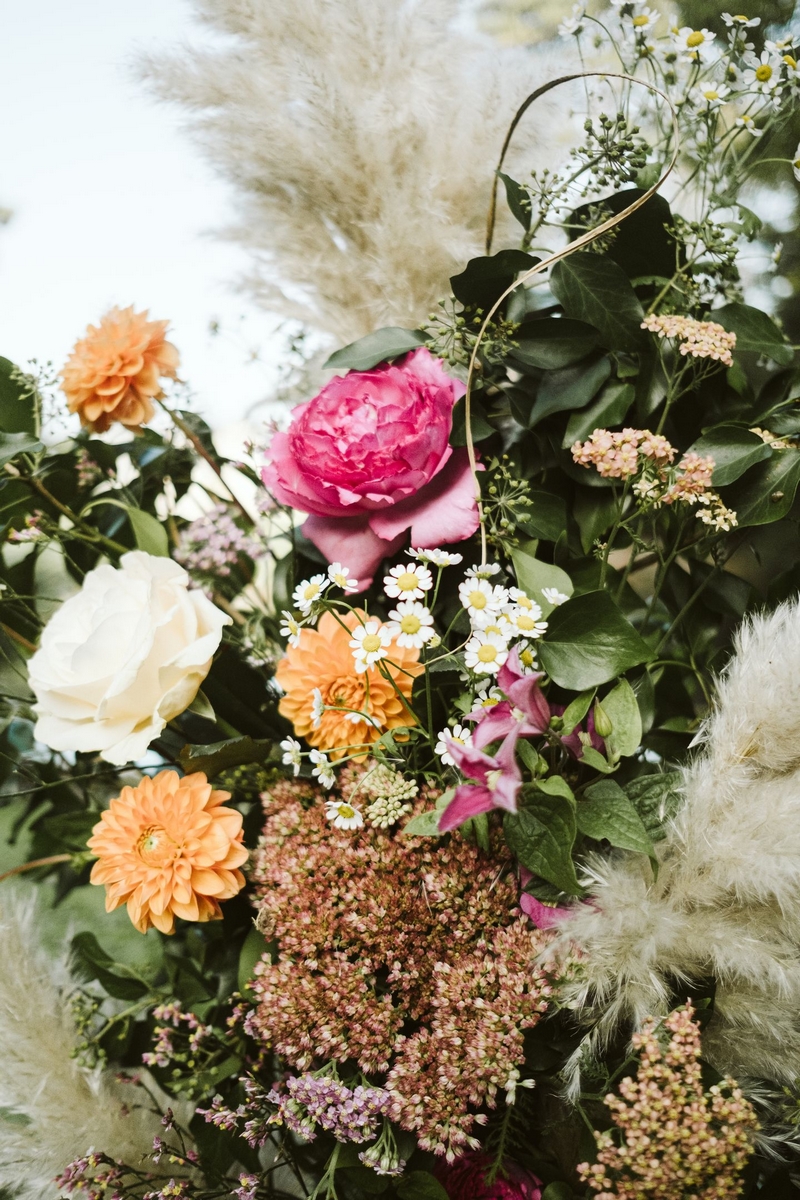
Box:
578;779;656;868
323;328;427;371
504;795;581;895
625;772;683;841
602;678;643;761
538;591;653;691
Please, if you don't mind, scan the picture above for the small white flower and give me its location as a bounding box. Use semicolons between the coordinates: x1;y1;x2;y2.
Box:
464;630;510;676
541;587;570;607
383;563;433;600
516;643;540;672
473;683;503;709
465;562;502;578
743;51;782;92
310;687;325;729
505;606;548;640
279;610;303;647
310;749;336;789
766;37;795;52
672;26;717;63
327;562;359;592
507;588;542;616
409;548;463;567
722;13;761;27
628;7;659;33
325;799;364;830
292;574;329;614
386;600;435;649
435;723;473;767
558;3;585;37
691;83;731;108
280;736;302;776
350;619;392;672
735;112;764;136
459;578;509;621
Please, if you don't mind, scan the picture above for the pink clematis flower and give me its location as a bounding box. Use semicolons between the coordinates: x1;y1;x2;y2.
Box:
438;724;522;832
467;647;551;750
519;866;573;929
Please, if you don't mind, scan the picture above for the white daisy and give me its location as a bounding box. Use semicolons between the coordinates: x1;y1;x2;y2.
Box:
459;578;509;621
310;749;336;789
350;619;392;672
628;7;659;33
465;562;502;579
722;13;760;27
435;723;474;767
383;563;433;600
280;736;302;776
473;683;503;709
505;606;548;640
735;112;764;136
691;83;731;108
542;587;570;607
292;574;329;614
279;610;303;647
327;562;359;592
507;588;542;616
558;4;585;37
517;643;540;672
464;630;510;676
672;26;717;63
766;37;795;52
325;799;364;830
386;600;435;649
410;548;463;567
310;687;325;729
743;51;782;93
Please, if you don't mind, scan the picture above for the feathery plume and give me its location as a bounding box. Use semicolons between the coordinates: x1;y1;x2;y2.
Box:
138;0;559;342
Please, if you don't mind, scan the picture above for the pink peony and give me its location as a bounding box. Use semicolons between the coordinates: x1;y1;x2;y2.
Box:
437;1153;543;1200
261;348;480;586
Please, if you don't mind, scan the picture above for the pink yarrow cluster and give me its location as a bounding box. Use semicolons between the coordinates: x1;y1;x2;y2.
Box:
578;1004;758;1199
571;429;674;480
641;313;737;367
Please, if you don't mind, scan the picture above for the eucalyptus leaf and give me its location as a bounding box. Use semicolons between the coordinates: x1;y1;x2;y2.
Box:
323;327;427;371
504;795;581;895
550;253;645;352
178;736;272;777
126;507;169;557
538;591;653;690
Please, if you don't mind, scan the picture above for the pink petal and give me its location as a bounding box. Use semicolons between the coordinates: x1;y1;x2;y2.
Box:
369;449;483;547
301;515;405;589
520;893;572;929
438;784;495;832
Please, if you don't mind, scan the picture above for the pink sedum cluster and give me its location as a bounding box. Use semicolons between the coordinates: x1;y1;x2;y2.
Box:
641;313;737;367
579;1004;757;1200
261;348;480;585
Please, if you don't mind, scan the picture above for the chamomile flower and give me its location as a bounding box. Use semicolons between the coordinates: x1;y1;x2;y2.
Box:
386;600;435;649
627;7;659;33
465;562;502;578
293;574;329;614
327;562;358;592
517;643;540;672
383;563;433;600
310;687;325;729
409;548;463;566
542;587;570;606
722;13;761;27
310;749;336;789
692;82;731;108
558;4;585;37
325;798;364;830
507;588;541;613
435;724;473;767
672;26;717;63
473;683;503;709
459;578;509;621
766;37;796;52
279;610;303;647
280;736;302;776
743;51;782;93
735;112;763;136
464;630;510;676
505;606;548;640
350;619;392;671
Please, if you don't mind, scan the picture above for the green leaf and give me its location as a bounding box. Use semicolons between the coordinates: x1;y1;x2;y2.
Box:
542;1185;576;1200
536;775;575;802
498;172;532;232
574;488;618;555
238;926;270;993
509;318;600;371
323;327;427;371
688;425;773;487
578;779;656;867
450;249;539;310
510;540;574;615
715;302;793;367
127;507;169;557
69;932;150;1001
396;1174;449;1200
178;736;272;777
602;678;643;761
518;490;567;542
403;789;455;837
563;382;635;449
538;591;653;691
625;772;683;841
569;190;676;282
0;431;43;466
0;357;37;435
504;794;581;895
550;252;645;353
580;745;616;774
527;356;612;428
724;449;800;526
450;394;494;445
559;688;595;736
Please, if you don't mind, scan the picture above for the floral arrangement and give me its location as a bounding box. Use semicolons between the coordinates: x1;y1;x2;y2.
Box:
7;4;800;1200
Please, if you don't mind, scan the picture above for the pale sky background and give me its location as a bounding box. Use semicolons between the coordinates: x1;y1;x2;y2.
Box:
0;0;281;433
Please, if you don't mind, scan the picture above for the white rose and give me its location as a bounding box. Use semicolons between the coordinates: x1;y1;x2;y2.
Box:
29;551;231;765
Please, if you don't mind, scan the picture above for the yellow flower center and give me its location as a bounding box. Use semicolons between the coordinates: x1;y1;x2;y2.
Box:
733;13;748;19
477;643;499;663
633;14;649;26
337;804;356;819
515;614;537;631
395;571;419;592
303;583;320;600
520;648;535;668
468;590;488;609
136;824;178;867
686;31;704;47
784;55;797;68
362;633;382;654
400;614;422;635
516;594;533;609
703;89;720;100
756;64;773;81
486;769;502;792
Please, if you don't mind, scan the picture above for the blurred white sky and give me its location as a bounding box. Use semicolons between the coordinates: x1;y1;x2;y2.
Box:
0;0;281;430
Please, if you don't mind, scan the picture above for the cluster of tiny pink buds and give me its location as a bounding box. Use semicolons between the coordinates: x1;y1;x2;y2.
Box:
267;1074;390;1143
174;503;261;577
9;509;46;543
143;1004;213;1067
55;1153;124;1200
571;429;675;480
641;313;737;367
75;448;105;489
578;1004;758;1199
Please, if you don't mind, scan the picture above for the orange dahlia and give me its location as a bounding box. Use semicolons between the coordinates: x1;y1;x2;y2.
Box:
88;770;248;934
275;609;422;758
62;305;180;432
